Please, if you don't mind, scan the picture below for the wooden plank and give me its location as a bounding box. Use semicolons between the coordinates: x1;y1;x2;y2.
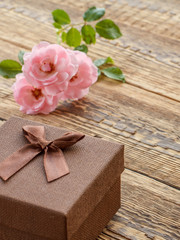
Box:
91;41;180;102
115;23;180;68
0;77;180;188
97;169;180;240
0;5;180;101
107;0;180;40
11;0;180;69
2;0;180;45
3;0;180;56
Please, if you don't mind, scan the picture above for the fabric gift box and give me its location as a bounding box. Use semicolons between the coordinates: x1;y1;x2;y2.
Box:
0;117;124;240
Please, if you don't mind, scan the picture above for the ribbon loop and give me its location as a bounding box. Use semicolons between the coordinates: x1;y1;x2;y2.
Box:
23;125;45;140
0;125;85;182
52;132;85;149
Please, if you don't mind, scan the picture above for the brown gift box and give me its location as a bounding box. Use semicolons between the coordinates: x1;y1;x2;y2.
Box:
0;117;124;240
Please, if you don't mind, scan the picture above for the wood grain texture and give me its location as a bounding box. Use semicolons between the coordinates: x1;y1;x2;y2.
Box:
0;1;180;101
0;77;179;188
0;0;180;239
98;169;180;240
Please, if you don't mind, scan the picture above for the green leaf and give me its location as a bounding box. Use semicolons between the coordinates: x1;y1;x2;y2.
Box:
61;32;67;42
95;19;122;39
83;7;105;22
97;68;101;76
0;60;22;78
106;56;114;64
94;57;114;67
66;28;81;47
81;25;96;44
53;22;62;29
18;50;26;65
52;9;71;25
74;44;88;53
101;67;125;82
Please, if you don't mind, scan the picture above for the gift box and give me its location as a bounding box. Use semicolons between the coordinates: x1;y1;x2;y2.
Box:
0;116;124;240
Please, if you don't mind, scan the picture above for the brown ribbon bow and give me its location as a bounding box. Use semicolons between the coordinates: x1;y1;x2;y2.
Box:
0;125;85;182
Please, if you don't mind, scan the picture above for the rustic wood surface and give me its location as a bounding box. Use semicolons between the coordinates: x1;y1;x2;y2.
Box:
0;0;180;239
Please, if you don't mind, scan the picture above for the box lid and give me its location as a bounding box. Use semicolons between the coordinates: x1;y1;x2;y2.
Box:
0;117;124;239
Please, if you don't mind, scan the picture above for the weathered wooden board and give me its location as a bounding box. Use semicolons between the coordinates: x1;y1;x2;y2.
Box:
0;76;180;188
0;3;180;101
0;0;180;239
97;169;180;240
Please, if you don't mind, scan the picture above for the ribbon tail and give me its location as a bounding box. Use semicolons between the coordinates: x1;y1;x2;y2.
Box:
44;147;70;182
0;144;41;181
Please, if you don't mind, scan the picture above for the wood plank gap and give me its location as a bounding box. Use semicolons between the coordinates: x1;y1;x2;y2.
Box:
125;168;180;191
119;81;180;103
0;36;31;51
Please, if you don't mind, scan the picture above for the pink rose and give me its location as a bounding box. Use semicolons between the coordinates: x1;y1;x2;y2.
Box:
23;42;78;95
13;74;60;114
61;50;98;100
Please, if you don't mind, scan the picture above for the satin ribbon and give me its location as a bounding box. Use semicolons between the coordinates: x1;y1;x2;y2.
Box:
0;125;85;182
